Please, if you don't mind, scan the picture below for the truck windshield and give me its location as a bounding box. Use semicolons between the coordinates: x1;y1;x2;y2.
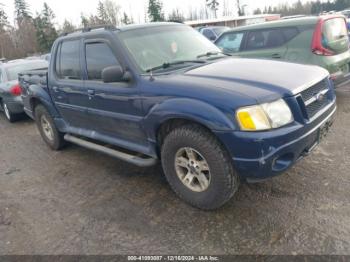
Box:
119;25;224;73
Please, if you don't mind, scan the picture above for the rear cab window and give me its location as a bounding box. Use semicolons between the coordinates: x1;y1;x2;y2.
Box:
322;17;349;54
55;40;82;80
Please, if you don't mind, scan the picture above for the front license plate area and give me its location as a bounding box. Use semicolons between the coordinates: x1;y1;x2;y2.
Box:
318;120;332;143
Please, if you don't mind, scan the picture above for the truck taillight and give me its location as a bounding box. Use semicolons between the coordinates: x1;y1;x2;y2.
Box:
311;18;335;56
10;84;22;96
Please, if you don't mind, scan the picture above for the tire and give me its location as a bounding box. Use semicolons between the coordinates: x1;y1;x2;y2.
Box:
35;104;65;150
2;101;20;123
161;124;239;210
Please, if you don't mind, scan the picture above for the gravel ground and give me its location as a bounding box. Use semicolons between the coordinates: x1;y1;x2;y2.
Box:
0;86;350;255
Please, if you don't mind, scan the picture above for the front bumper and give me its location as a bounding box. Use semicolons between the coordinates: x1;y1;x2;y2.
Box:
215;102;336;181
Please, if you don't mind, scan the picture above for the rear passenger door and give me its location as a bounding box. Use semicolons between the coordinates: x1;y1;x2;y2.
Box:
83;39;145;145
50;39;90;129
239;28;288;60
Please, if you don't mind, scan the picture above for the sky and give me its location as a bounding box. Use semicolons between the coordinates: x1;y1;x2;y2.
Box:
1;0;310;26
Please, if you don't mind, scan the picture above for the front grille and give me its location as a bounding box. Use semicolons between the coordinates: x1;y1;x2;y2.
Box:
300;79;330;119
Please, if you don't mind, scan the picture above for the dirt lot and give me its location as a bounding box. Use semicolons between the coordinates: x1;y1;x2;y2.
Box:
0;86;350;255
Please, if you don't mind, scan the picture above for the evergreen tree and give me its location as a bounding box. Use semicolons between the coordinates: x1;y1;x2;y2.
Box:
121;12;133;25
61;19;75;34
0;4;8;32
97;1;108;24
14;0;31;21
34;2;57;53
148;0;164;22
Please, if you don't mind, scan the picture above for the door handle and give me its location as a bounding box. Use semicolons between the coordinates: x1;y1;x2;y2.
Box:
87;89;95;100
52;86;59;92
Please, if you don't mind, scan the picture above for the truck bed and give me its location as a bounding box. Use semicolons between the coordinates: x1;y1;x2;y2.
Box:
19;68;48;90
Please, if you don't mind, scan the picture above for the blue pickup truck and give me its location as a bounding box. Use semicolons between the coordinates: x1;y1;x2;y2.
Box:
19;23;336;210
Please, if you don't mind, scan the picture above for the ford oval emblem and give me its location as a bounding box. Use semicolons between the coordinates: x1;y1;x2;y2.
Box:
315;92;325;102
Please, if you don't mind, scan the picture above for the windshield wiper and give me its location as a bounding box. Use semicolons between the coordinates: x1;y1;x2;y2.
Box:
146;60;206;73
197;51;232;60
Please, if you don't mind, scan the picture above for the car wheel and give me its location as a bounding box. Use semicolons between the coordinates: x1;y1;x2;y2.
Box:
161;124;239;210
2;101;19;123
35;104;65;150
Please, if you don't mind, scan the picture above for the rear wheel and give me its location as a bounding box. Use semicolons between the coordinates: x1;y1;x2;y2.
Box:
161;124;239;210
35;104;65;150
2;101;20;123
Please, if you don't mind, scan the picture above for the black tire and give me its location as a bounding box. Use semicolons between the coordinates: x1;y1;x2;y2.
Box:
1;101;20;123
35;104;65;150
161;124;239;210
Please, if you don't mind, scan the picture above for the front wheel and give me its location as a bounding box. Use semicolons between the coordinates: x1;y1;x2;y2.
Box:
35;104;65;150
161;125;239;210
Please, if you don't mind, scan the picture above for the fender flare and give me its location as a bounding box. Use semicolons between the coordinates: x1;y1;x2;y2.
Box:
143;98;237;142
27;85;60;118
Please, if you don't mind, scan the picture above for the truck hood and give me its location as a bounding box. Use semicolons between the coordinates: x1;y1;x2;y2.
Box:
183;58;329;103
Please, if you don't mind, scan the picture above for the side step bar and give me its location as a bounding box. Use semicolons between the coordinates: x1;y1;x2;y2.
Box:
64;134;158;167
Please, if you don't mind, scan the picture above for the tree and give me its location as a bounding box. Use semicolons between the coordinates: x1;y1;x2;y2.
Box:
121;12;133;25
0;4;8;32
148;0;164;22
168;8;185;22
206;0;219;18
103;0;121;25
34;2;58;53
236;0;244;16
253;8;262;15
13;0;38;56
97;1;108;24
14;0;31;22
81;13;89;27
61;19;75;34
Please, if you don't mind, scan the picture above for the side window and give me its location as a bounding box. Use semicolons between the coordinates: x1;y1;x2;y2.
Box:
203;29;216;40
56;40;81;80
245;29;285;51
85;42;120;80
216;32;244;53
282;27;299;42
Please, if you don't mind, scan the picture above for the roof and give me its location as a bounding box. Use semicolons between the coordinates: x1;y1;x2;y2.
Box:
59;22;185;40
226;16;321;32
184;14;280;26
118;22;183;32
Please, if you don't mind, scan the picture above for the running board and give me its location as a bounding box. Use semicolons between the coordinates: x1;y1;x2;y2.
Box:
64;134;158;167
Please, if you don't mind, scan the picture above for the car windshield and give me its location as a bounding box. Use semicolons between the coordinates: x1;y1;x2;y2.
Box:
119;25;224;73
6;61;48;81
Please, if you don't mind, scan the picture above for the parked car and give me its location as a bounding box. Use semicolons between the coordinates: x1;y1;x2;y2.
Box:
199;26;230;41
0;59;48;122
19;23;336;210
41;53;51;62
215;15;350;87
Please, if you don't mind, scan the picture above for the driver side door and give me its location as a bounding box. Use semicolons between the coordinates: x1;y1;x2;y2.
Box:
83;39;146;146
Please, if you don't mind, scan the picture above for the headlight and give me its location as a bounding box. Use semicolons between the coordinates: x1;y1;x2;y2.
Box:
236;99;293;131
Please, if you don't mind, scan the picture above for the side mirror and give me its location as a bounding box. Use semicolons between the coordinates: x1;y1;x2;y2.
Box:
102;66;125;83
